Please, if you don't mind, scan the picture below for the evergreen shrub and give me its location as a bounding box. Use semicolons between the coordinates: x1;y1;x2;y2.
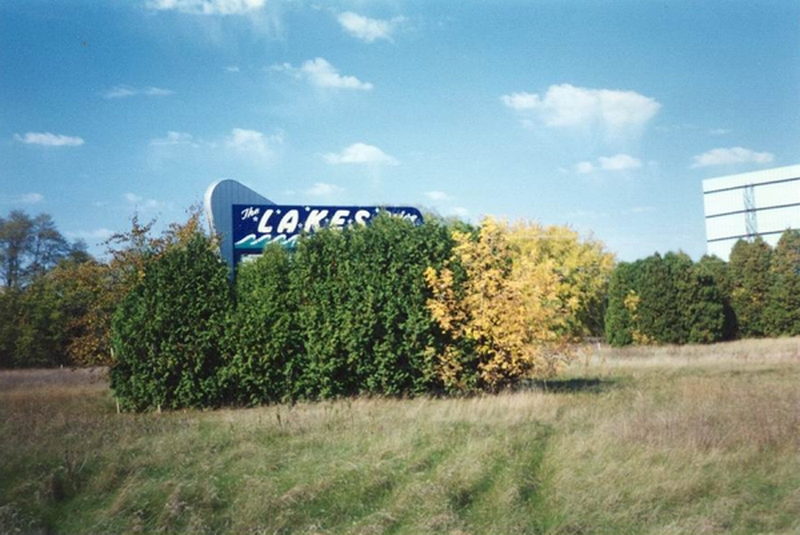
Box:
110;233;232;411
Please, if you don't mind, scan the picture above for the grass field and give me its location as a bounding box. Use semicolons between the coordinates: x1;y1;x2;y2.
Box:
2;338;799;534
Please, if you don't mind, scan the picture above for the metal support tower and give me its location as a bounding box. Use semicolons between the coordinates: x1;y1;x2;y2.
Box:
743;183;758;239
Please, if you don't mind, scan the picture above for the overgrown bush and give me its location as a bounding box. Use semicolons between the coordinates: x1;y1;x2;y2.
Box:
110;233;232;411
604;252;727;346
225;214;457;401
728;237;772;338
764;230;800;336
426;218;614;390
221;244;299;405
293;215;455;398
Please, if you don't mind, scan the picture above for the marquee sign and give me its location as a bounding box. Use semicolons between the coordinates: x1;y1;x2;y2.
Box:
204;180;424;271
233;204;422;263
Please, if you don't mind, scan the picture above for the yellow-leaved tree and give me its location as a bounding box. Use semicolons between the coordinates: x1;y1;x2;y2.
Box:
507;222;615;339
425;218;614;391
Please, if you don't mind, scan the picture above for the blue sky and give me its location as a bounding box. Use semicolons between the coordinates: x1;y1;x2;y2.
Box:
2;0;799;261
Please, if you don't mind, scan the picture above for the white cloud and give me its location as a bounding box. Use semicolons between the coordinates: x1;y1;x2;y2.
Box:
103;85;174;99
103;86;136;99
148;128;283;166
324;142;398;165
337;12;400;43
597;154;642;171
14;132;84;147
124;193;167;210
500;92;541;111
225;128;283;158
447;207;469;218
150;131;197;147
305;182;343;197
225;65;240;72
690;147;774;168
424;190;450;201
143;87;174;96
146;0;265;15
575;154;642;174
274;58;373;90
66;228;115;242
501;84;661;138
1;193;44;204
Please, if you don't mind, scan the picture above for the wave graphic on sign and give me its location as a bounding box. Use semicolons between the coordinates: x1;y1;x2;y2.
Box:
234;234;299;249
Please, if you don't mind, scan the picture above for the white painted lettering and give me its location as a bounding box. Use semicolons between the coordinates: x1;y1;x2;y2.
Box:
304;209;329;231
257;209;274;233
329;209;350;229
241;206;260;220
354;209;371;225
277;209;300;234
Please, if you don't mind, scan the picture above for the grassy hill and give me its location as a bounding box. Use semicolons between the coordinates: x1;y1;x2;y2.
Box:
2;338;799;534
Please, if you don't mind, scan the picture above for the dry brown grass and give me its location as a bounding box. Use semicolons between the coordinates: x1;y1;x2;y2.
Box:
545;337;800;534
1;338;799;534
587;335;800;367
0;366;107;392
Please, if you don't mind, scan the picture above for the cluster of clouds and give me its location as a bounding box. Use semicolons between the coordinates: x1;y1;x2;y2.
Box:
502;83;778;175
690;147;774;168
323;143;398;166
502;84;661;139
574;154;642;175
130;3;784;181
145;0;403;45
10;4;783;240
336;11;403;43
149;127;284;159
14;132;84;147
272;58;372;91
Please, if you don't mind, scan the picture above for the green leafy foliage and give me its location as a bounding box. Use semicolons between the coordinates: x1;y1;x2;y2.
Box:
764;230;800;336
604;262;637;347
728;237;773;338
203;214;457;407
287;214;454;399
110;233;232;411
604;252;726;346
221;244;299;405
695;255;737;340
680;260;727;344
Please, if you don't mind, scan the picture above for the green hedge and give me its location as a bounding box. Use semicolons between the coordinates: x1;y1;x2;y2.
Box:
603;230;800;346
110;215;458;410
222;215;456;404
604;252;727;346
110;234;232;411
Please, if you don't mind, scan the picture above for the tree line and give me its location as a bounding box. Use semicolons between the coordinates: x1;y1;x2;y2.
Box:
604;231;800;345
0;210;203;368
110;214;613;410
2;208;799;409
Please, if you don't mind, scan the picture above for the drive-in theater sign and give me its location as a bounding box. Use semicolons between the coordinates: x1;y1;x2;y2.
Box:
204;180;423;270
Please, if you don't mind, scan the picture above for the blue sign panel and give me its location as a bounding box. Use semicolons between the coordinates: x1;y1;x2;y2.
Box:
232;204;423;263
